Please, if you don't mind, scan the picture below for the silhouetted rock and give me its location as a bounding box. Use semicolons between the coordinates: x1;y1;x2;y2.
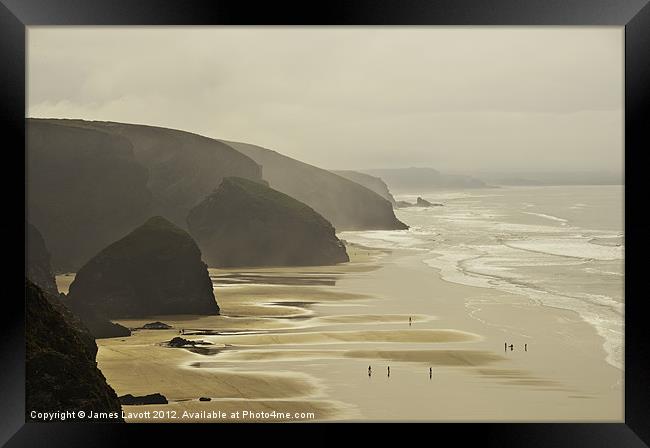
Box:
222;141;408;231
26;222;130;339
119;393;168;405
142;321;173;330
26;222;58;296
395;198;443;208
167;337;212;347
26;279;124;422
78;312;132;339
199;397;212;402
67;216;219;318
187;177;350;267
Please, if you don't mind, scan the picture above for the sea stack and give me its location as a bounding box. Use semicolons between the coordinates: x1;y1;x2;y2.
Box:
67;216;219;318
187;177;350;267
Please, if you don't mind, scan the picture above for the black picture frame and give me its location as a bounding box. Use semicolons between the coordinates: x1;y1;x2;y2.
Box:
3;0;649;445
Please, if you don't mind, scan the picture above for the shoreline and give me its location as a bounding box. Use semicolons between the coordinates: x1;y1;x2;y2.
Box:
63;241;622;422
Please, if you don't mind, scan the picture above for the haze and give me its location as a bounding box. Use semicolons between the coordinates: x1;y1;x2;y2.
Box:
27;27;623;174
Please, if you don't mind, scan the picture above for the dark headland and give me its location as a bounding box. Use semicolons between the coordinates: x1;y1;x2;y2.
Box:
187;177;350;267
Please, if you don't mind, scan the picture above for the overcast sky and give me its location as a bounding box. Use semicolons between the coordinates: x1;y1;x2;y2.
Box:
28;27;623;173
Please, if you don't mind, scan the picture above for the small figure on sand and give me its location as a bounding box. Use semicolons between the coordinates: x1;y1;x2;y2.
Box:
409;317;412;326
368;365;372;377
181;329;185;335
429;367;432;379
504;342;507;352
387;366;390;377
525;343;528;352
509;344;514;351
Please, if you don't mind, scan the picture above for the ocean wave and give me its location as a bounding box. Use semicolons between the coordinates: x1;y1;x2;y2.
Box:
522;211;569;225
423;248;623;370
504;238;623;261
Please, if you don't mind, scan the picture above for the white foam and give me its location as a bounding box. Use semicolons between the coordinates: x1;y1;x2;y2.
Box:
423;248;623;370
522;212;569;225
505;238;623;261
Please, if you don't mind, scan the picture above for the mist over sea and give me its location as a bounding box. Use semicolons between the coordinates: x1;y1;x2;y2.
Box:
341;185;624;370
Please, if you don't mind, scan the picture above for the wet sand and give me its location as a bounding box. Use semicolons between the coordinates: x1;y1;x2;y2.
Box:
63;243;622;422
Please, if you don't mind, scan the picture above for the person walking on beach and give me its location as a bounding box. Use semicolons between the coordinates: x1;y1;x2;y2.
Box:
525;343;528;352
368;365;372;377
387;366;390;377
429;367;432;379
505;342;507;352
409;317;412;326
509;344;514;351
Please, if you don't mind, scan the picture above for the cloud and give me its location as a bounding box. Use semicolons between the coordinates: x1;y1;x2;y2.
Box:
27;27;623;173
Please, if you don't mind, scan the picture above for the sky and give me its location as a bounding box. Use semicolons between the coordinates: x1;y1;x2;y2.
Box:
28;27;623;174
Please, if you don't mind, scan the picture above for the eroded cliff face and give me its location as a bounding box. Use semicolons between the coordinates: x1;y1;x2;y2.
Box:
26;222;130;339
27;120;153;273
27;118;263;272
26;279;124;422
67;216;219;318
76;120;264;227
332;170;396;205
187;177;349;267
26;222;59;296
222;141;408;231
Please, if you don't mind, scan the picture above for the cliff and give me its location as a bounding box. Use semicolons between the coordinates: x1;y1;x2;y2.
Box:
67;216;219;318
364;167;487;192
332;170;396;205
187;177;349;267
26;279;124;422
27;118;263;272
221;141;407;231
27;119;153;272
26;222;129;339
26;222;59;296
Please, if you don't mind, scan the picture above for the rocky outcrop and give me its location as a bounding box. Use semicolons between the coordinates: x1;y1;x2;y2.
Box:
395;197;444;208
26;222;58;296
26;279;124;422
222;141;408;231
67;216;219;318
187;177;350;267
417;197;444;207
141;322;173;330
75;311;132;339
332;170;396;205
119;393;168;405
167;337;212;348
27;118;263;272
26;222;130;339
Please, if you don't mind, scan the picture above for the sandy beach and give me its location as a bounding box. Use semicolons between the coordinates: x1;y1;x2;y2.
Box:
58;242;622;422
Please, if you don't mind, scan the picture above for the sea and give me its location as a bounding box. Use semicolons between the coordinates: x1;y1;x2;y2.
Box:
341;185;624;370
